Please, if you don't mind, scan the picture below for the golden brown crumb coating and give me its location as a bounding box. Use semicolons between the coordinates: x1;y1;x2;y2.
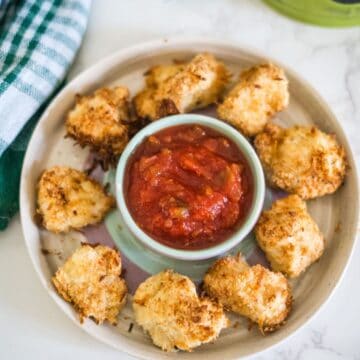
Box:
133;87;159;121
52;244;127;325
133;63;185;120
217;63;289;137
255;195;324;278
66;86;130;166
133;270;228;352
254;123;347;199
157;53;229;116
204;254;292;332
37;166;115;233
134;53;229;120
145;63;187;87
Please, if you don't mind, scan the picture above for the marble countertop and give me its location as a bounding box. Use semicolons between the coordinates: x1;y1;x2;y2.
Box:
1;1;359;359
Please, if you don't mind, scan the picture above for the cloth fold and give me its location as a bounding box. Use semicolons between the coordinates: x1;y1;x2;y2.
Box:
0;0;91;230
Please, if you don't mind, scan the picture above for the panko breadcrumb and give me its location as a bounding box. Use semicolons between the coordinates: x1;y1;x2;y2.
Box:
52;244;127;325
203;254;292;332
255;195;324;278
134;53;229;120
37;166;114;233
254;123;347;199
66;86;130;166
133;270;228;352
217;63;289;137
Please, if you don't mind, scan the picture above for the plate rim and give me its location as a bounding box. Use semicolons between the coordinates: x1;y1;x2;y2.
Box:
20;36;360;360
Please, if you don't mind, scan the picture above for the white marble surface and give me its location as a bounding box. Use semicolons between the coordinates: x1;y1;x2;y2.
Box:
1;1;359;359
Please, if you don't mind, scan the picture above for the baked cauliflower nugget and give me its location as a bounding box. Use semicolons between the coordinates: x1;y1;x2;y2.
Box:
254;123;347;199
255;195;324;278
133;270;228;352
133;63;186;120
52;244;127;324
37;166;114;233
134;53;229;120
66;86;130;166
204;254;292;332
217;63;289;137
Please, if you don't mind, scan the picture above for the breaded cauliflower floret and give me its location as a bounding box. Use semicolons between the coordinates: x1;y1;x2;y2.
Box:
133;270;228;352
134;53;229;120
134;63;185;120
204;254;292;332
157;53;229;116
254;123;347;199
66;86;130;166
52;244;127;324
217;63;289;137
255;195;324;278
37;166;114;233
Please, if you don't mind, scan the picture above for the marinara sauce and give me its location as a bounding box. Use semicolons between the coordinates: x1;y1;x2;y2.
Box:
124;124;253;250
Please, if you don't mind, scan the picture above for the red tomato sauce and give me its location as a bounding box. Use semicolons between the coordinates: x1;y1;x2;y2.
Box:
124;124;253;250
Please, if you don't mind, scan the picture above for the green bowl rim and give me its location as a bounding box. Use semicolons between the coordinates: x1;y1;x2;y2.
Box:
115;114;265;260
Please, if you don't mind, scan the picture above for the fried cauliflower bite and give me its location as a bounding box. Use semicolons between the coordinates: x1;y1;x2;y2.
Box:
217;63;289;137
133;270;228;352
133;63;185;120
66;86;130;166
254;123;347;199
204;254;292;332
52;244;127;325
157;53;229;116
255;195;324;278
134;53;229;120
37;166;115;233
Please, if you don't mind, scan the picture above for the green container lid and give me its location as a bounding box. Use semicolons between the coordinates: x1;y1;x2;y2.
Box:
264;0;360;27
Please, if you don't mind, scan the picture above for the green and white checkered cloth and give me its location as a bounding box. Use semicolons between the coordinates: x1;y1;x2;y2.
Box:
0;0;91;230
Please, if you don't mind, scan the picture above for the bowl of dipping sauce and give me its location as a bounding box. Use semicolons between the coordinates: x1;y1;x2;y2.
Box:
116;114;265;260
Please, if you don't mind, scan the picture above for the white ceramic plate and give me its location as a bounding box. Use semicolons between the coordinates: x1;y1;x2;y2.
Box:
20;38;359;359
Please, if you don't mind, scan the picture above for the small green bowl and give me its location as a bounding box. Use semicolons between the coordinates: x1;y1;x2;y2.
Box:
115;114;265;261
